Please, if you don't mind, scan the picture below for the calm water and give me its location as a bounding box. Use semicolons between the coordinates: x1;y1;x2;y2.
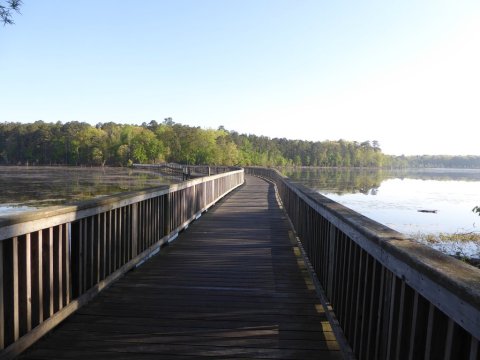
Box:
3;166;480;237
281;168;480;236
0;166;174;216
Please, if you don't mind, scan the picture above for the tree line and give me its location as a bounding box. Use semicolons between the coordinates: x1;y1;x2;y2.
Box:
0;120;479;168
390;155;480;169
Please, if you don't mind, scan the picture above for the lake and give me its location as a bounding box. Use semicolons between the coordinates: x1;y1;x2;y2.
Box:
2;166;480;257
0;166;175;216
281;167;480;258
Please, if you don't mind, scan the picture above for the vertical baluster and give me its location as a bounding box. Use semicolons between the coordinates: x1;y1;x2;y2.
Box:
52;228;59;312
124;206;128;264
100;214;106;281
337;233;348;324
113;209;118;269
408;292;428;360
342;240;354;334
65;224;70;305
107;211;112;276
118;209;123;265
158;197;163;240
395;283;414;360
89;216;94;289
48;227;54;318
118;208;123;267
352;249;365;352
125;206;130;262
125;204;133;262
333;229;343;312
37;231;43;323
164;194;171;236
424;303;436;359
385;276;401;360
379;270;394;360
131;203;138;257
151;198;155;245
142;201;147;247
327;223;335;299
94;215;100;285
154;197;159;242
120;208;125;264
443;319;455;360
373;267;386;360
82;219;88;294
25;234;32;332
17;236;27;337
427;305;449;359
353;249;365;354
138;202;143;251
57;226;63;311
322;218;329;286
148;199;152;246
0;241;4;349
469;337;478;360
348;243;360;340
112;209;117;271
70;221;78;300
77;220;83;297
11;237;20;342
359;256;373;359
447;321;472;359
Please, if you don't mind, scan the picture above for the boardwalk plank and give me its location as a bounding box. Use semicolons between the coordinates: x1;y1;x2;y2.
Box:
20;176;341;360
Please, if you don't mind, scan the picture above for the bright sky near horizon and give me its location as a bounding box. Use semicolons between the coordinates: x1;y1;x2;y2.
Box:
1;1;479;156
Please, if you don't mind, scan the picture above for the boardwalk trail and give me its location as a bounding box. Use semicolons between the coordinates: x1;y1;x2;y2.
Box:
20;176;341;359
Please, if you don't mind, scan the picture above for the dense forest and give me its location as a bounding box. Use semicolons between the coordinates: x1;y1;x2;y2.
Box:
0;120;479;168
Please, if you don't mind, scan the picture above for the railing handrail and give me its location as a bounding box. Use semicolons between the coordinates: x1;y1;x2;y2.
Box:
0;170;244;242
246;166;480;357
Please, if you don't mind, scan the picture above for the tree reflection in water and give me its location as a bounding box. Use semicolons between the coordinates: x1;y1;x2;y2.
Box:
0;166;174;214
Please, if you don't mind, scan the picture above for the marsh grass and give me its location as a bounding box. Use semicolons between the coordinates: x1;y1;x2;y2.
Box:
415;232;480;244
412;231;480;267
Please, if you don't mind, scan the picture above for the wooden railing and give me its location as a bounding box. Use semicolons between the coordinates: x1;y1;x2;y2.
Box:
133;163;240;180
246;167;480;360
0;169;244;359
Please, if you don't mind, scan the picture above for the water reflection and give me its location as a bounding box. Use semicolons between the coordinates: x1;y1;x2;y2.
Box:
283;167;383;195
282;167;480;195
0;166;174;215
280;167;480;236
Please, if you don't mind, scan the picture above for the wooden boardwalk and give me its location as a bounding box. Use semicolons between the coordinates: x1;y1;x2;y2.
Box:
19;176;342;359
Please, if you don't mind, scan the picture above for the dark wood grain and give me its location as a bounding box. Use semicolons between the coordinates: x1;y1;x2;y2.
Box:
20;176;341;360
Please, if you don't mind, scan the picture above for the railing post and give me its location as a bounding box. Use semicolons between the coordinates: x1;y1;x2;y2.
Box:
327;224;336;298
0;241;4;350
163;193;171;236
131;203;138;258
4;237;20;344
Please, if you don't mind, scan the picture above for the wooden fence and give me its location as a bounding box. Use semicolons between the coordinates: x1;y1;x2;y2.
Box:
0;169;244;359
132;163;238;180
246;167;480;360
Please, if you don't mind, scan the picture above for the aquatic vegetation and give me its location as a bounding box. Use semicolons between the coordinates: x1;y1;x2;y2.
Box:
413;231;480;261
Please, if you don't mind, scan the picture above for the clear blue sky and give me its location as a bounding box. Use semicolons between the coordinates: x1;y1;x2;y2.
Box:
1;0;479;155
